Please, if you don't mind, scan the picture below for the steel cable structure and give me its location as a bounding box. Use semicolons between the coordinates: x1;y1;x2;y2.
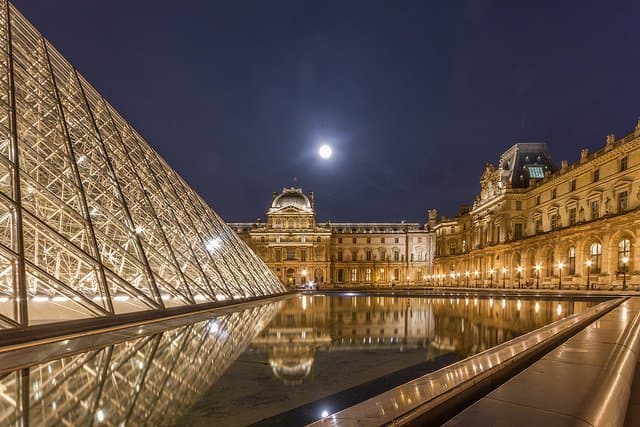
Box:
0;0;285;329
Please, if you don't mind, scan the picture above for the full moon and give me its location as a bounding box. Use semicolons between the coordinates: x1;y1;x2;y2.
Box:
318;144;332;159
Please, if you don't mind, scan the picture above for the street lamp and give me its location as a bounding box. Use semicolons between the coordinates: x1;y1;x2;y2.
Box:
535;264;542;289
465;271;470;287
449;272;455;287
456;272;461;287
473;270;479;288
301;269;307;285
622;256;629;290
489;268;495;288
557;261;564;290
501;267;508;288
516;266;524;289
585;259;592;290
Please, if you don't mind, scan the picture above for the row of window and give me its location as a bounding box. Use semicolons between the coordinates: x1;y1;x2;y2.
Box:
337;237;409;244
336;268;401;282
534;155;629;206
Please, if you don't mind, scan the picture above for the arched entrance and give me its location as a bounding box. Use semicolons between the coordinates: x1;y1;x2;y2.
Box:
314;268;324;283
286;268;296;286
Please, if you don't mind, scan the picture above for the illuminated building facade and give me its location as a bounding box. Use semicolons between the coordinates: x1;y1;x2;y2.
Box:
0;1;283;331
432;120;640;289
230;187;436;287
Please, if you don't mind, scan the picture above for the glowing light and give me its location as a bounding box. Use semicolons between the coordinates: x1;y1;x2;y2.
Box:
96;409;105;423
318;144;332;159
206;238;222;252
321;409;329;418
557;303;563;316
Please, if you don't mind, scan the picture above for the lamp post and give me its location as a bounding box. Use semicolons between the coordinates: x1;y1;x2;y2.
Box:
450;272;455;287
516;266;524;289
301;269;307;288
465;271;470;288
456;272;461;287
501;267;507;288
622;256;629;290
557;261;564;290
535;264;541;289
474;270;479;288
489;268;494;288
585;259;592;290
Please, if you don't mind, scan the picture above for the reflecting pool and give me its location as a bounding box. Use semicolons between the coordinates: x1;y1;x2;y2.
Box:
0;293;602;426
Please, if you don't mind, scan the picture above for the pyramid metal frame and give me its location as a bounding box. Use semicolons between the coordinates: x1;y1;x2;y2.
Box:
0;1;284;328
0;301;282;425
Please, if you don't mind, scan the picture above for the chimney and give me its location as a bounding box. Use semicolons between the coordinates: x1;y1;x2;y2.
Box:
308;192;314;208
561;160;568;170
635;117;640;136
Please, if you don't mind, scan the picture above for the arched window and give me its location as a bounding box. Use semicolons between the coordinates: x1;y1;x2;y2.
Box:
546;251;554;277
351;268;358;282
365;268;372;282
590;243;602;274
618;239;631;271
568;247;576;275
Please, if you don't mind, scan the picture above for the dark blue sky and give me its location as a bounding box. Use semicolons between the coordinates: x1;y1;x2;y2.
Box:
15;1;640;222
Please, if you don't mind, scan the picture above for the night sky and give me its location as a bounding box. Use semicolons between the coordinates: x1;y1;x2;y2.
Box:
15;1;640;222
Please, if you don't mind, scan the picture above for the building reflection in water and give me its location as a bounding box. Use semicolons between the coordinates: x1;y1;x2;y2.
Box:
0;295;596;426
0;301;282;427
251;295;595;385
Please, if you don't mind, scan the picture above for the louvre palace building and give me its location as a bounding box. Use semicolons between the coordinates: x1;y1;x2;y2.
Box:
432;119;640;290
229;189;436;287
233;118;640;290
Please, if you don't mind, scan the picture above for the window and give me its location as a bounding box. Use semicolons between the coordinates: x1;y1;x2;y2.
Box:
590;243;602;274
366;250;372;261
338;237;342;244
618;239;631;271
275;248;281;262
591;200;600;220
352;237;357;244
287;248;295;260
394;237;399;244
380;249;386;261
393;268;399;281
301;235;306;243
536;195;540;206
621;156;628;172
337;250;343;262
351;268;357;282
568;247;576;275
514;223;523;240
569;208;577;226
552;188;557;199
365;268;372;282
337;269;344;282
515;201;522;211
550;214;559;230
528;166;544;178
593;169;600;182
300;249;307;261
394;251;400;262
316;236;321;242
618;191;628;213
380;268;386;281
381;237;385;244
366;237;371;244
351;250;357;261
570;179;577;192
535;219;542;233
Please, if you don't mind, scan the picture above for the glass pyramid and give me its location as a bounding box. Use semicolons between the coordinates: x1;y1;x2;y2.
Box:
0;1;285;328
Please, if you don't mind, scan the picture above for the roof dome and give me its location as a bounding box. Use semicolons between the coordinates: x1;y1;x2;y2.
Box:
271;187;311;210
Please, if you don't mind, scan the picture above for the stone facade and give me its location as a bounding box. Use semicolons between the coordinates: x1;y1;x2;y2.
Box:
432;119;640;289
229;187;436;288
